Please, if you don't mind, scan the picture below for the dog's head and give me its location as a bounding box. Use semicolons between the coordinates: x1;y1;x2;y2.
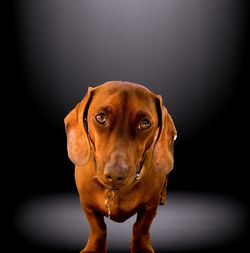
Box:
64;81;177;188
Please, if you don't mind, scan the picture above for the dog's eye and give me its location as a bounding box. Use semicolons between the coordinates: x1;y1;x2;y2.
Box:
95;113;107;124
138;119;151;130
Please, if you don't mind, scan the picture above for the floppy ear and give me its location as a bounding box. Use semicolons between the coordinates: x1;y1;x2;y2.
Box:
64;87;94;166
153;95;177;175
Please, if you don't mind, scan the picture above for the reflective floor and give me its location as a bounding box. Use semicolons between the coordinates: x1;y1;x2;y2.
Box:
15;191;247;252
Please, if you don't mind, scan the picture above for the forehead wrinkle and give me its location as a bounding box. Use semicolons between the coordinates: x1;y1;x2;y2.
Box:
128;94;156;116
92;85;156;119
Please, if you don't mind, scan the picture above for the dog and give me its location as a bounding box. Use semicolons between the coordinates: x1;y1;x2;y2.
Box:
64;81;177;253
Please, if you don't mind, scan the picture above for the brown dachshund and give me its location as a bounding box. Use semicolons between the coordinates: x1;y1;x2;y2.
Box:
64;81;177;253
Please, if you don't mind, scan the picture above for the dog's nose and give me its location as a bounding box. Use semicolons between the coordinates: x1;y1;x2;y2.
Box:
104;163;128;185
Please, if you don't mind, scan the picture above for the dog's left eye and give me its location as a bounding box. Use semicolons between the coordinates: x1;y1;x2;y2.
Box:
95;113;107;124
138;119;151;130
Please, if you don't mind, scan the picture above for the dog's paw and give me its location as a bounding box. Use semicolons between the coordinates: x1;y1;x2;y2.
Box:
80;247;106;253
80;242;106;253
131;245;155;253
80;248;106;253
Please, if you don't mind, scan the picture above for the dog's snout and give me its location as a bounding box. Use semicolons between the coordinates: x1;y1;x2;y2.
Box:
104;162;129;185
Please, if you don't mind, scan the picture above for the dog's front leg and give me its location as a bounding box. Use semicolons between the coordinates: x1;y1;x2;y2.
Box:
81;206;107;253
131;203;158;253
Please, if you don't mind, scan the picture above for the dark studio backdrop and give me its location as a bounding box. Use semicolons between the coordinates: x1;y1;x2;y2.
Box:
1;0;249;253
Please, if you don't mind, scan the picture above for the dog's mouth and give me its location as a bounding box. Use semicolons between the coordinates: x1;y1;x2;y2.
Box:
92;153;146;190
93;176;119;189
94;164;145;190
94;175;134;190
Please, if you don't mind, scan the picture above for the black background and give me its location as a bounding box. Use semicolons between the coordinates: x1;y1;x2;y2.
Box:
1;1;249;252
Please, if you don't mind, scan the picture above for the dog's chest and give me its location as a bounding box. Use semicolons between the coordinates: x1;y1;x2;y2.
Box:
75;167;162;222
93;188;143;222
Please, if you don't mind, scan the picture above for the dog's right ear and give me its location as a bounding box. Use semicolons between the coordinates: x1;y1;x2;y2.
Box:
64;87;94;166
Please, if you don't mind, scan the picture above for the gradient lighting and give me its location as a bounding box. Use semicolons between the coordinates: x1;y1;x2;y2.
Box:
17;0;246;134
13;1;247;251
15;192;246;252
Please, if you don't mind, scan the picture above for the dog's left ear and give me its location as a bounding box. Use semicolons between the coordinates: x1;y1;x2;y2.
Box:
153;95;177;175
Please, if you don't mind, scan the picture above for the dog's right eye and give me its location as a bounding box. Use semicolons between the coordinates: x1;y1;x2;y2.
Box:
95;113;107;124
